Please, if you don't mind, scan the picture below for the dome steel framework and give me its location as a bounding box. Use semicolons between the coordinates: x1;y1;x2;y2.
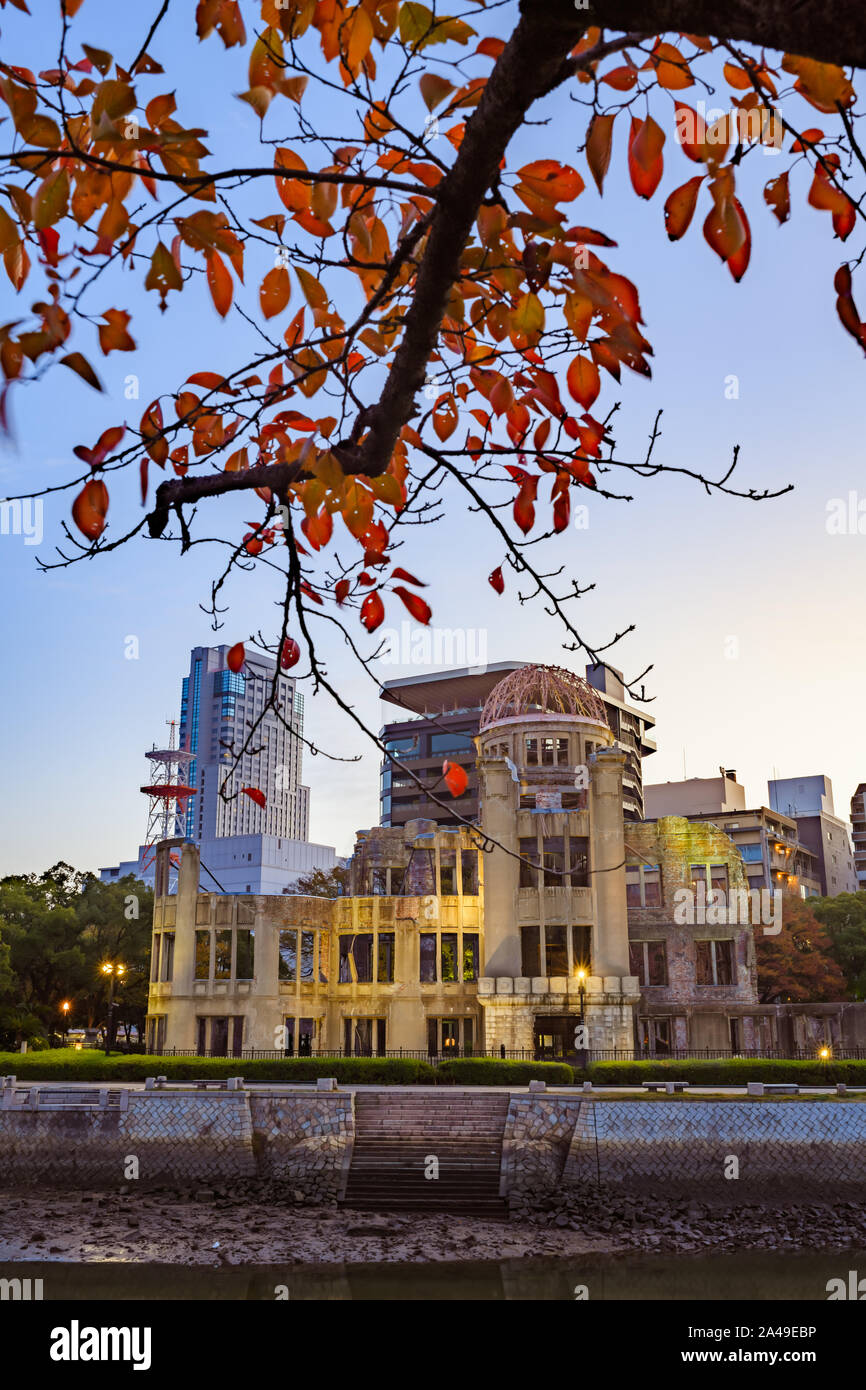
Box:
479;663;609;731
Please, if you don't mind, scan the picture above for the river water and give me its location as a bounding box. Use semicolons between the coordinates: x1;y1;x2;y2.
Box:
3;1249;863;1300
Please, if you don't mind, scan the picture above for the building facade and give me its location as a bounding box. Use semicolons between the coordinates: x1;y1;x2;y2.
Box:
379;660;655;829
768;775;858;897
645;774;822;897
179;644;309;843
852;784;866;890
148;664;641;1057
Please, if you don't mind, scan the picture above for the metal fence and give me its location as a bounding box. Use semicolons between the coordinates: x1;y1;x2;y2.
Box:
143;1045;863;1064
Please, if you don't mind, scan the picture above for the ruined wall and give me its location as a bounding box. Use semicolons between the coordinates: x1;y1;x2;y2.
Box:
626;816;759;1012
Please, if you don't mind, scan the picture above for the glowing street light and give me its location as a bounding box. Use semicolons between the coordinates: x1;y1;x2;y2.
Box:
101;962;126;1057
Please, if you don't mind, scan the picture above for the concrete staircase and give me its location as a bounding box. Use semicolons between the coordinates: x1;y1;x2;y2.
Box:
343;1092;509;1216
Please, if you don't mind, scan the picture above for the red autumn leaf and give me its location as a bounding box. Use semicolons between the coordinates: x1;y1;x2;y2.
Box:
726;199;751;281
335;579;351;605
73;424;125;469
488;566;505;594
703;183;748;265
227;642;245;672
280;637;300;669
241;787;267;808
601;65;638;92
628;116;665;199
391;566;426;586
393;586;432;625
361;591;385;631
443;760;468;797
71;479;109;541
566;354;600;410
301;507;333;550
763;172;791;225
664;175;704;240
243;534;263;556
513;477;538;535
206;249;233;317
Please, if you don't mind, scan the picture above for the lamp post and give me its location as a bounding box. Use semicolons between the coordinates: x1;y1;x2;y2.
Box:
60;1000;71;1047
101;963;125;1057
575;967;588;1074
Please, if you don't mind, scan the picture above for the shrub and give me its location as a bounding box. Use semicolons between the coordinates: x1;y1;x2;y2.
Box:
587;1058;866;1086
437;1058;574;1086
0;1050;435;1084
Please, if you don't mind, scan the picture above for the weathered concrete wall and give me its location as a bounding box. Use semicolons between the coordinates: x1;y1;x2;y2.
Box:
249;1093;354;1199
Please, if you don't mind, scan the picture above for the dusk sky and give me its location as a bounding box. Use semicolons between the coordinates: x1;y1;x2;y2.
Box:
1;1;864;873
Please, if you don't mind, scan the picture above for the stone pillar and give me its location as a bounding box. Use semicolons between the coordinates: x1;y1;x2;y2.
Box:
164;841;201;1050
389;899;427;1049
589;748;630;977
479;757;522;977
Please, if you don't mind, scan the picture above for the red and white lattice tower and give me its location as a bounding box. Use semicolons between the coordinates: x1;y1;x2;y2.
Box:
139;720;195;875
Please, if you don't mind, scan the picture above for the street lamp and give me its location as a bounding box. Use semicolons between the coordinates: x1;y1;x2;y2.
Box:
101;963;125;1057
60;1000;71;1047
575;967;588;1074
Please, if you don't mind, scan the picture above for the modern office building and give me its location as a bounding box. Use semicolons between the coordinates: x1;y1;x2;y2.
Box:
100;644;334;892
101;834;336;895
644;773;822;897
852;784;866;890
768;775;858;897
179;645;309;842
379;660;656;828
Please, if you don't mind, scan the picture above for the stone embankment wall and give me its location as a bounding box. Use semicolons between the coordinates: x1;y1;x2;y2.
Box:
0;1089;352;1197
502;1096;866;1198
1;1087;865;1199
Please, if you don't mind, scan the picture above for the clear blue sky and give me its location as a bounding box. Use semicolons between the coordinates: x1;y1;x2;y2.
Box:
1;3;864;872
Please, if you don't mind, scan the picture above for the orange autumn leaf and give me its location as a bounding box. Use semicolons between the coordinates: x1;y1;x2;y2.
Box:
98;308;135;355
241;786;267;808
781;55;855;113
628;116;665;199
227;642;246;672
650;41;693;90
206;250;232;316
764;172;791;225
664;175;704;240
566;354;600;410
443;760;468;797
259;265;291;318
71;479;109;541
585;113;614;195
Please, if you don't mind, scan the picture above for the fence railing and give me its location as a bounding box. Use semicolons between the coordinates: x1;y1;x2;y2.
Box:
143;1045;863;1064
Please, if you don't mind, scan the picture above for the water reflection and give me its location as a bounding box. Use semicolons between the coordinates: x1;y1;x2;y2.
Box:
2;1250;861;1301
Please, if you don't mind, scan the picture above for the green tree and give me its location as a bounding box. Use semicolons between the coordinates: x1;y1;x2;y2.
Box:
286;864;349;898
811;892;866;999
0;868;153;1047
